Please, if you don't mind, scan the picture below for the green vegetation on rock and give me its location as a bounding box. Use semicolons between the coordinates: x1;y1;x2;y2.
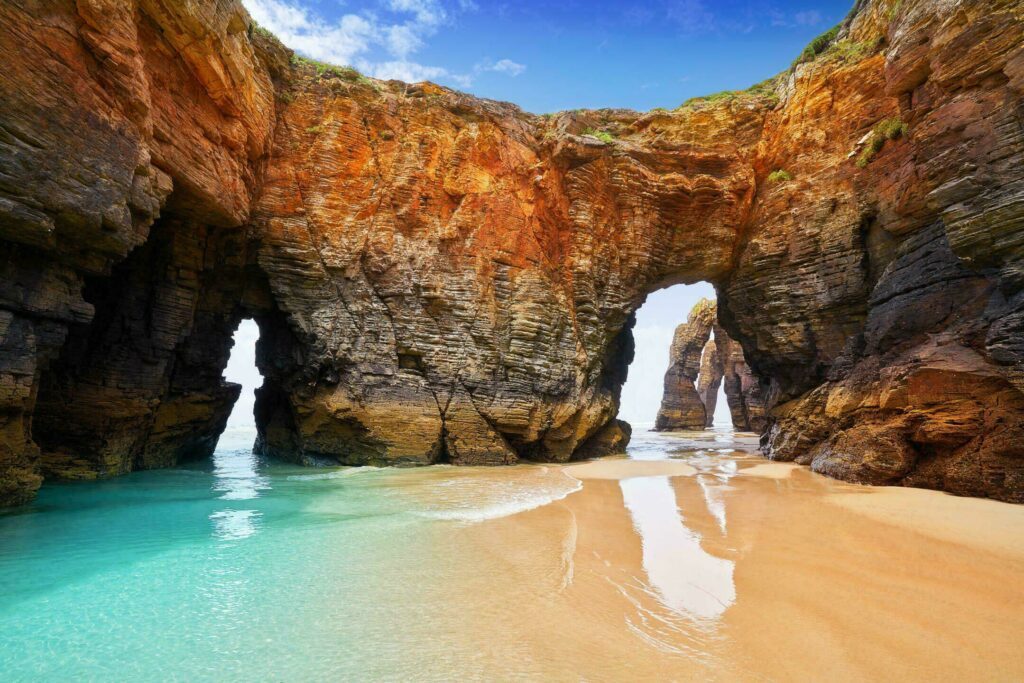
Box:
290;55;373;85
250;24;276;41
793;24;841;67
857;117;908;167
680;90;738;108
582;129;615;144
824;39;875;64
679;75;782;110
768;169;793;183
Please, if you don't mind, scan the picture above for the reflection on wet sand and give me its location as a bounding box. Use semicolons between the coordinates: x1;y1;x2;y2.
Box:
620;476;735;621
2;428;1021;681
429;429;1024;681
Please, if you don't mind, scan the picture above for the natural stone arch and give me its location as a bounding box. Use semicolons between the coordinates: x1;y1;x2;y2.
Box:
242;72;765;468
0;0;1021;507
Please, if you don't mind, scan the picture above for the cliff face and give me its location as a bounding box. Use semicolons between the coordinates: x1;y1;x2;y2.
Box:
726;0;1024;499
0;0;1021;505
246;65;762;466
0;0;276;502
655;299;717;430
655;300;767;432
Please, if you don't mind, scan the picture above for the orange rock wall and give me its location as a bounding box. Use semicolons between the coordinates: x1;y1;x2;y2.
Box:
0;0;1021;504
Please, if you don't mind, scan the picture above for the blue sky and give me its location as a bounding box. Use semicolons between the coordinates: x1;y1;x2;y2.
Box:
243;0;854;112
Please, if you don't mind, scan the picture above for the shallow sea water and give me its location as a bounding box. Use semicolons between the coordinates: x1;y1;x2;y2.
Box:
1;426;1022;681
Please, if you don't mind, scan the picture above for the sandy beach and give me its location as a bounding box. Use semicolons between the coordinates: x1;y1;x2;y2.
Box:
2;429;1021;681
419;432;1024;681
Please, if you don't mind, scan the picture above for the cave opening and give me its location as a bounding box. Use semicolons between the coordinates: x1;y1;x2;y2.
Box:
208;317;271;507
619;282;730;430
23;196;297;491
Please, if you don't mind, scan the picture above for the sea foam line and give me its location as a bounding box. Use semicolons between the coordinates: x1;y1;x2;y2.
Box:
413;473;583;523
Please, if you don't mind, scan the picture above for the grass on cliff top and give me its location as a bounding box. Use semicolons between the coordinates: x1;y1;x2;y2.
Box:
678;75;782;111
290;54;373;85
792;24;841;67
248;21;284;48
247;20;378;100
857;117;908;167
791;10;885;71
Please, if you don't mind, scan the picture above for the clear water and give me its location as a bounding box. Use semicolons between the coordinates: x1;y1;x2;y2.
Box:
2;427;1021;681
0;427;590;681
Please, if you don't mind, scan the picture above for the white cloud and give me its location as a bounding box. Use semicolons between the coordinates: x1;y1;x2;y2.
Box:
244;0;375;65
794;10;823;26
665;0;714;33
361;59;450;83
385;24;424;58
243;0;469;85
386;0;447;27
481;58;526;77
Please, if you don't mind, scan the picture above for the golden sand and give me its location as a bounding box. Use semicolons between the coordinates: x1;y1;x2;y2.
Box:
563;458;698;479
825;486;1024;559
736;461;802;479
406;437;1024;681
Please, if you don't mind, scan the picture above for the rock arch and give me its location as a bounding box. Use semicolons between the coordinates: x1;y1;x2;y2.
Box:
0;0;1021;505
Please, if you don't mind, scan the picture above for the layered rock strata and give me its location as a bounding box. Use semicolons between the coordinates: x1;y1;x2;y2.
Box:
0;0;275;503
0;0;1021;504
655;299;717;430
654;300;768;432
725;1;1024;501
696;340;722;427
714;322;769;432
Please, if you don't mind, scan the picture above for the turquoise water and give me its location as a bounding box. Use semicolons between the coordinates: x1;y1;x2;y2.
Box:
5;427;1016;681
0;427;591;681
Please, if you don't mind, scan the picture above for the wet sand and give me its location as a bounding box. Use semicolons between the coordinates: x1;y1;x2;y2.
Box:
564;457;698;479
2;428;1021;681
410;432;1024;681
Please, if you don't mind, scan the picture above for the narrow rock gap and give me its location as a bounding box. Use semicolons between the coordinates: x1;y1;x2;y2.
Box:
222;318;262;450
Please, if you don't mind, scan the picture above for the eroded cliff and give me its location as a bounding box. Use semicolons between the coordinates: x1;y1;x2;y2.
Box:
655;299;767;432
0;0;1021;505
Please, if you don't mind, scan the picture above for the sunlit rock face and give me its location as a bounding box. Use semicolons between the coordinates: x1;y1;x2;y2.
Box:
713;323;768;433
655;299;717;430
246;73;760;467
726;0;1024;502
654;300;767;432
0;0;1022;504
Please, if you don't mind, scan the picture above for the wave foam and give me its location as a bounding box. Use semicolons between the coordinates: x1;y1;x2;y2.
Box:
411;470;582;523
286;467;381;481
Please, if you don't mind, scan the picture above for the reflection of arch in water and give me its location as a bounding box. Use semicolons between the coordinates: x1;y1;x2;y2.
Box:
619;476;735;621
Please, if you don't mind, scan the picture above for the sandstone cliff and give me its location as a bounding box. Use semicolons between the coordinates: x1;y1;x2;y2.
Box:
655;300;767;432
0;0;1021;505
655;299;717;430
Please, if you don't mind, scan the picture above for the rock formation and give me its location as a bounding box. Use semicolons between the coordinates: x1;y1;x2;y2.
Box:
714;323;769;432
654;299;716;430
696;340;722;428
0;0;1022;505
655;300;767;432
